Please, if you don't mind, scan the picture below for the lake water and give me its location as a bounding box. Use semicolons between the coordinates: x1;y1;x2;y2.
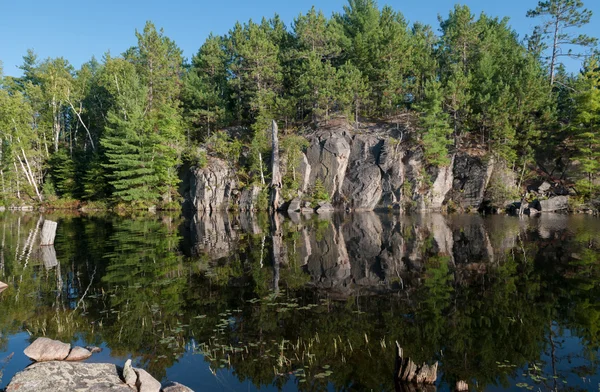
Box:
0;211;599;391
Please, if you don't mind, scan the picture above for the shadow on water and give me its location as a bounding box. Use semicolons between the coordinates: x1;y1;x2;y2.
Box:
0;211;599;391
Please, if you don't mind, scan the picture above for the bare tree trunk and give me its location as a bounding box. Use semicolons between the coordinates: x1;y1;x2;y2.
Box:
67;99;96;151
17;149;42;202
270;120;282;212
550;17;560;86
258;152;265;186
13;161;20;200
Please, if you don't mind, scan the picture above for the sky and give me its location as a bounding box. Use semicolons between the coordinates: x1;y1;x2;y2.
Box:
1;0;599;77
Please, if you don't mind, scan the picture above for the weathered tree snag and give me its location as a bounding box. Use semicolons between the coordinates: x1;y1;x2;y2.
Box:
40;220;58;246
395;343;438;387
0;281;7;294
270;120;282;212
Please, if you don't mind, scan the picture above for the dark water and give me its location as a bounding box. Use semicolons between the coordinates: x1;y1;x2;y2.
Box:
0;212;599;391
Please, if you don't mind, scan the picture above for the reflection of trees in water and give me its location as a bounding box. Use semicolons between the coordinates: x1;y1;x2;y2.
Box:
0;212;599;390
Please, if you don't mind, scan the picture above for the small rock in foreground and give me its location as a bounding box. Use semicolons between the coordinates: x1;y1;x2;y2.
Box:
6;361;131;392
65;346;92;361
163;381;195;392
24;337;70;362
135;367;161;392
123;359;137;388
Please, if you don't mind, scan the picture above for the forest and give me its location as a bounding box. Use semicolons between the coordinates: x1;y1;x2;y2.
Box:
0;0;597;210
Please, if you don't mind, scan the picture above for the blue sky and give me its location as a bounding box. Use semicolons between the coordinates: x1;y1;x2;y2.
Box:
1;0;599;77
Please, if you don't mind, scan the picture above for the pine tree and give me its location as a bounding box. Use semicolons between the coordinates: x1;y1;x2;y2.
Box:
572;57;600;197
100;60;158;205
183;34;229;140
126;22;184;203
415;80;453;166
527;0;597;85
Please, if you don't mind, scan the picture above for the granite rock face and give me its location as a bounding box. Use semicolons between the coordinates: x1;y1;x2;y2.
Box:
189;157;236;212
186;127;512;212
6;362;131;392
447;153;495;209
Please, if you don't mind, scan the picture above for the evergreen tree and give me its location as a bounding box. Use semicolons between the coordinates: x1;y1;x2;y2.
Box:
183;34;229;140
100;59;158;205
415;80;453;166
527;0;597;85
227;19;284;132
572;57;600;197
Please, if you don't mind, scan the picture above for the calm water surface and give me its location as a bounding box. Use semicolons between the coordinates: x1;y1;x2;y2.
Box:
0;211;599;391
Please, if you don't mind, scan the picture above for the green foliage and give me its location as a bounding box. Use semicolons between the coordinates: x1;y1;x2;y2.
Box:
48;150;78;198
415;79;452;166
205;131;242;163
527;0;598;85
311;178;330;203
281;135;309;199
571;57;600;198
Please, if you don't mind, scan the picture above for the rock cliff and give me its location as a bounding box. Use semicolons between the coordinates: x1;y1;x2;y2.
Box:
185;126;513;212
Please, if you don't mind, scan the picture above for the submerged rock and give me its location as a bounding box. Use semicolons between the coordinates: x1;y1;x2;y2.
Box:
163;381;195;392
5;361;131;392
24;338;70;362
65;346;92;361
85;346;102;354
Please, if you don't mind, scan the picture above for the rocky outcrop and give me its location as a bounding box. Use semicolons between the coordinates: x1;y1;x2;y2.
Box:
239;185;262;211
13;339;193;392
341;136;383;210
189;157;236;212
6;362;132;392
448;153;494;209
306;130;352;201
7;358;194;392
424;156;455;210
186;127;513;212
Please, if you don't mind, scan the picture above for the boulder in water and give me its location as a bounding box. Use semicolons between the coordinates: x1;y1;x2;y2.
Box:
24;338;70;362
65;346;92;361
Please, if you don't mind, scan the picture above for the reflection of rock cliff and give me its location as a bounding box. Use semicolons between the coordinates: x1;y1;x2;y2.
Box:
187;212;579;294
308;213;547;293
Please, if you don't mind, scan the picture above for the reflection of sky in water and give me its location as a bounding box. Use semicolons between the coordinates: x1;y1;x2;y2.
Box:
0;212;599;391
